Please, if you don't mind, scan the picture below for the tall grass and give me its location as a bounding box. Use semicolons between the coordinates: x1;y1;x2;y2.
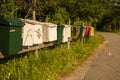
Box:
0;34;104;80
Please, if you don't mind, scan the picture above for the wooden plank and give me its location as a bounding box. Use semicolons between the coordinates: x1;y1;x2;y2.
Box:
18;43;54;54
0;43;53;58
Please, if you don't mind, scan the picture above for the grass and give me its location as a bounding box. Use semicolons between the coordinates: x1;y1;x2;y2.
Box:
116;32;120;35
0;34;104;80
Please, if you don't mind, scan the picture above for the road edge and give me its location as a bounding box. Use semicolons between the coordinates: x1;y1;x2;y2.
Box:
59;41;107;80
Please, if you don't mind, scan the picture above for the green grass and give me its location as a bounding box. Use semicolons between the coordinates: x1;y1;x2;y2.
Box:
0;34;104;80
116;32;120;35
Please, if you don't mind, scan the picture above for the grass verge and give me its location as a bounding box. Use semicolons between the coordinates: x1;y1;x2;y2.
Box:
0;34;104;80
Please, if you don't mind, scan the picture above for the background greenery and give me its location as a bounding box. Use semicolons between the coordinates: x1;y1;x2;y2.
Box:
0;0;120;32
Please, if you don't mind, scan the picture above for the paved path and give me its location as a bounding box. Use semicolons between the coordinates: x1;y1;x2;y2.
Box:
61;32;120;80
83;32;120;80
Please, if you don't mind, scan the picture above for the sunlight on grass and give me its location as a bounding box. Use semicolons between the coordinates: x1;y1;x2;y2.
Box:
0;34;104;80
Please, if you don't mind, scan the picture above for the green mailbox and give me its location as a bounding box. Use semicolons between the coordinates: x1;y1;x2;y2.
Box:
57;24;64;44
79;25;85;39
71;26;74;38
0;17;24;56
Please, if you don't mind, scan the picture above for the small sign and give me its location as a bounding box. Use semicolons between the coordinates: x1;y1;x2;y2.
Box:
10;29;16;32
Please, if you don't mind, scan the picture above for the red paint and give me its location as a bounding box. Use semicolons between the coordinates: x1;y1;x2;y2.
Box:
85;26;89;36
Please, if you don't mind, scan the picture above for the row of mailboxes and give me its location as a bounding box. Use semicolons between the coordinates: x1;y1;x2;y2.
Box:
0;17;72;56
22;19;58;46
71;25;95;40
22;19;72;46
0;17;94;56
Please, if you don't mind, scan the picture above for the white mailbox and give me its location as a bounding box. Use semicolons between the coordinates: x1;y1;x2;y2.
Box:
22;19;43;46
43;23;57;42
33;24;43;44
22;23;34;46
62;25;71;42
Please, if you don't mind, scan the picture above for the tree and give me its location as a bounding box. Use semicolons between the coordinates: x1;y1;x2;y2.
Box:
0;0;116;32
0;0;17;17
0;0;3;11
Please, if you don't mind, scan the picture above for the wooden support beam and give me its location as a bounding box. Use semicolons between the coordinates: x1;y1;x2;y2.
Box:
67;37;71;49
18;43;53;54
34;49;38;58
33;0;36;20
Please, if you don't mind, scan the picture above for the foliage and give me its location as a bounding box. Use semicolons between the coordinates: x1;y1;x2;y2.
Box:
0;0;17;17
0;34;104;80
50;7;69;24
0;0;119;31
96;0;120;32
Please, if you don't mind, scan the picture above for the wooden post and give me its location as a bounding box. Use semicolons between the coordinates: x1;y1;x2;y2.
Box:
67;37;71;49
67;19;71;49
34;49;39;58
119;23;120;32
0;52;4;59
0;0;3;10
69;19;71;25
81;37;84;44
33;0;38;58
3;0;5;2
33;11;36;20
33;0;36;20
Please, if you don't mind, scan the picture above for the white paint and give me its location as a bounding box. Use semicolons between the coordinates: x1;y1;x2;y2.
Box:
43;23;57;42
22;23;34;46
62;25;71;42
33;24;43;44
10;29;16;32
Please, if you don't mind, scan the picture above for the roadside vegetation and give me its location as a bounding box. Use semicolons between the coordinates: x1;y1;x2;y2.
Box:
0;34;104;80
